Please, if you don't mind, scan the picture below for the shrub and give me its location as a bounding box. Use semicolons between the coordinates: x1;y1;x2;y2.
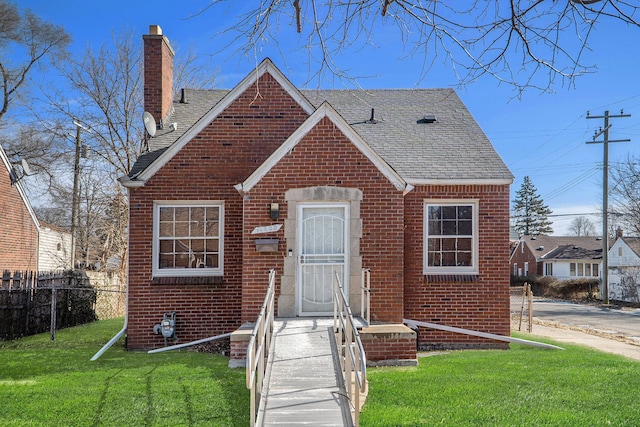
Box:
544;278;599;301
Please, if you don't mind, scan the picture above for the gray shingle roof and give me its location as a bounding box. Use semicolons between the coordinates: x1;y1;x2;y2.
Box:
128;87;513;183
302;89;512;182
541;244;602;261
522;235;606;260
621;237;640;258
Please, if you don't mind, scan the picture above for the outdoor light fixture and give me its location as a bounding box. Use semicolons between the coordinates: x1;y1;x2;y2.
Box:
270;202;280;220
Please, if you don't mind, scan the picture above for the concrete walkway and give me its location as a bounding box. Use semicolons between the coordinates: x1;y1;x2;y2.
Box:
260;318;352;426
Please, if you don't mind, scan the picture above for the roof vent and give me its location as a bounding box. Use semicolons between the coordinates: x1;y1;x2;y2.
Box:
365;108;378;124
536;246;544;251
417;114;436;124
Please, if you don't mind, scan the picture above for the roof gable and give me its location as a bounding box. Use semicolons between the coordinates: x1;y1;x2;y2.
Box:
614;237;640;259
235;102;409;194
0;144;39;230
122;58;316;187
122;60;513;187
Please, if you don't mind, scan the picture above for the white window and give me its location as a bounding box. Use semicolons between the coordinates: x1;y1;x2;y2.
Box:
424;200;478;274
570;263;576;276
152;201;224;277
545;262;553;276
524;262;529;276
513;263;518;275
592;263;599;277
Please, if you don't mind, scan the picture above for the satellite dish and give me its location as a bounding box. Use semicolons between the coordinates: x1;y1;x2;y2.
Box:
143;111;157;137
21;159;34;176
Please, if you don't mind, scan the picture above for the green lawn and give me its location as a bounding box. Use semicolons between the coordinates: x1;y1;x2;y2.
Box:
2;320;639;426
0;319;247;426
360;337;640;426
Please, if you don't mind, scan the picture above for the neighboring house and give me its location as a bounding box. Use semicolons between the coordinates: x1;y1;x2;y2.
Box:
609;229;640;303
38;221;72;272
119;26;514;357
510;235;603;279
0;144;39;272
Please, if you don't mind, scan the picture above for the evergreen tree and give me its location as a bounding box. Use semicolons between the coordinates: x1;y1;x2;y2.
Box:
512;176;553;236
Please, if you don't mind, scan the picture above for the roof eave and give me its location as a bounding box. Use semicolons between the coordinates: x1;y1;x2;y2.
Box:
119;174;146;188
406;178;514;186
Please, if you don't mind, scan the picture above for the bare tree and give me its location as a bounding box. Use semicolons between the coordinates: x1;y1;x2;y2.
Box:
568;216;597;236
28;29;217;277
196;0;639;92
0;0;69;124
610;156;640;236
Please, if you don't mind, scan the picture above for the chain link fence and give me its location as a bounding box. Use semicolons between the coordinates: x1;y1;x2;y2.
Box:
1;270;125;340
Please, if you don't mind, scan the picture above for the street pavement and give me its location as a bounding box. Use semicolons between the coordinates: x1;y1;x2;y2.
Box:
520;298;640;361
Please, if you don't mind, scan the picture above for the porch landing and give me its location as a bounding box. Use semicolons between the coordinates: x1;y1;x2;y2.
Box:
260;318;353;426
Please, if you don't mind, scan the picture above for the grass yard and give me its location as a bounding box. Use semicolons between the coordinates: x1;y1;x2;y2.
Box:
0;318;247;426
360;337;640;426
3;320;640;427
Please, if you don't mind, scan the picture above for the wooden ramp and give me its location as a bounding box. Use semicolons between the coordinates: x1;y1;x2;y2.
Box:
260;318;353;426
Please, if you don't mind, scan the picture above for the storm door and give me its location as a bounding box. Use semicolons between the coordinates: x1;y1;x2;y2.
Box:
297;203;349;315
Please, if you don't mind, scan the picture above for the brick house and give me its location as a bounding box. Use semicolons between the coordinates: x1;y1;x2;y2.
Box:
120;26;514;357
510;235;603;279
0;144;39;272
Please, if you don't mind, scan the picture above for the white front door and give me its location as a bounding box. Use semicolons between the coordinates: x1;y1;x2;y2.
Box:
297;203;349;316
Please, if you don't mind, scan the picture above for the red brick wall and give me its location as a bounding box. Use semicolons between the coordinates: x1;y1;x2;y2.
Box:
363;336;416;363
403;184;511;349
143;32;174;125
510;242;540;276
126;73;309;349
242;116;405;323
0;170;38;271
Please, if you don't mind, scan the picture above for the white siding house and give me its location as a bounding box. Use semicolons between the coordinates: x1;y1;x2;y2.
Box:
539;244;601;280
608;236;640;303
38;222;72;272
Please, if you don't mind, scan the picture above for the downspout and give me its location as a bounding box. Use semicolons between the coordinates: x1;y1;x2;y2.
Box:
91;193;132;361
90;266;128;360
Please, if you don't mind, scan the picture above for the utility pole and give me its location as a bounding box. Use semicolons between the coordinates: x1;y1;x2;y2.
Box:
70;119;90;270
586;110;630;305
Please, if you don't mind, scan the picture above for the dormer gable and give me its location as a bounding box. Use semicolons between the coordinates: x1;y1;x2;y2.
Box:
234;101;410;195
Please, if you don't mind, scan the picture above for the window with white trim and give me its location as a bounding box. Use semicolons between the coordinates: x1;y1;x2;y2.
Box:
153;201;223;277
424;201;478;274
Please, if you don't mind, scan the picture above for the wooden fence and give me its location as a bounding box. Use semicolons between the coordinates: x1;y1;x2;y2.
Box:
0;270;99;340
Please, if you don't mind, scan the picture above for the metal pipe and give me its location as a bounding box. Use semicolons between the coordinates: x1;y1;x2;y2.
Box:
403;318;564;350
90;322;127;361
148;332;232;354
91;192;130;361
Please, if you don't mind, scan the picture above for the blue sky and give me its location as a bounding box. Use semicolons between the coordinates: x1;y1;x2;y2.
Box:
17;1;640;235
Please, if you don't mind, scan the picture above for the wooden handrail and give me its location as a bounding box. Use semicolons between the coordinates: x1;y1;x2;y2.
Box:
333;271;367;426
246;269;276;427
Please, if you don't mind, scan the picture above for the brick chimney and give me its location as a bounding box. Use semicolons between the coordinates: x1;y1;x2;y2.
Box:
616;227;623;240
143;25;174;129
